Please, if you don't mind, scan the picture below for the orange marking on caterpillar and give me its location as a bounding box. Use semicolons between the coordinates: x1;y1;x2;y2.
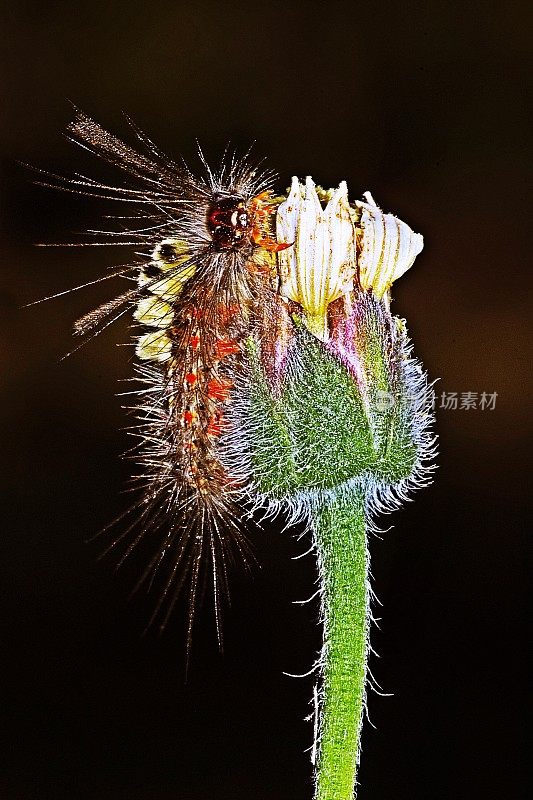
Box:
207;413;224;437
207;378;233;402
217;303;240;324
215;339;240;359
183;409;198;426
249;191;294;253
253;236;293;253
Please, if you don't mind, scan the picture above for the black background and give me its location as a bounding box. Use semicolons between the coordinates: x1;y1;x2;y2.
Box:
1;2;530;798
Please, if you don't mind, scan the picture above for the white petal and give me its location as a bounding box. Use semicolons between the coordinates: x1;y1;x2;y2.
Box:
277;176;301;300
356;195;423;297
275;177;357;340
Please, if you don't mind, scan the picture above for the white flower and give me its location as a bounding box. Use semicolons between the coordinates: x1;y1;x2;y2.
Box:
355;192;423;299
276;176;357;341
275;181;424;339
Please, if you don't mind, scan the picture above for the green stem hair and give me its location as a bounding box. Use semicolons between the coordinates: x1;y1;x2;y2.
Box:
313;492;368;800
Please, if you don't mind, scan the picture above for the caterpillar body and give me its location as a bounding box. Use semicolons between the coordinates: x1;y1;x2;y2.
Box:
48;112;291;651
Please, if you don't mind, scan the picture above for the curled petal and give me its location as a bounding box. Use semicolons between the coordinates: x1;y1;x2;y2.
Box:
356;192;423;299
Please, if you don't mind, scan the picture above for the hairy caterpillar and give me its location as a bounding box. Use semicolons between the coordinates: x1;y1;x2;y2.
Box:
38;111;292;653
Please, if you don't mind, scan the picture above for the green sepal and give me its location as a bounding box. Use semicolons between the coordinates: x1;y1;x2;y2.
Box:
244;296;422;500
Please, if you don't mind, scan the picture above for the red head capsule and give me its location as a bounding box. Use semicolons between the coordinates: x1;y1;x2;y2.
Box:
207;196;249;251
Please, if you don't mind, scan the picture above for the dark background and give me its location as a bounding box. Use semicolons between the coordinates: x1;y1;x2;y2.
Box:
1;2;530;798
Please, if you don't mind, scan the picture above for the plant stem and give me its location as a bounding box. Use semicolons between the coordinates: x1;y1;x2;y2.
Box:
313;492;368;800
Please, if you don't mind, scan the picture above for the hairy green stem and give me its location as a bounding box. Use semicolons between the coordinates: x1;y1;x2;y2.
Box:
314;493;368;800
